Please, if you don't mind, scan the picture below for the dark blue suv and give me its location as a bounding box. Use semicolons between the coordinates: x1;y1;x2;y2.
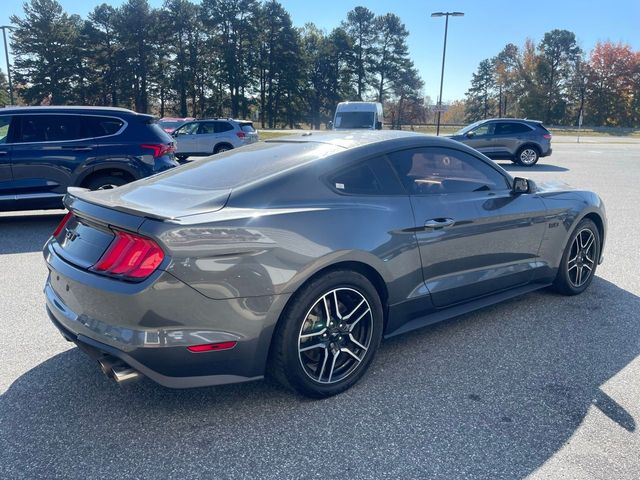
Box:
0;106;178;211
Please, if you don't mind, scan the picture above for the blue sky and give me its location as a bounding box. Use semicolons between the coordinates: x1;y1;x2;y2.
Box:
2;0;639;102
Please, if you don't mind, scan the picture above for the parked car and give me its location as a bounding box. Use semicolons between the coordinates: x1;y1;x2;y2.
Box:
0;106;178;212
172;118;259;161
43;131;605;398
448;118;552;166
331;101;383;130
158;117;195;134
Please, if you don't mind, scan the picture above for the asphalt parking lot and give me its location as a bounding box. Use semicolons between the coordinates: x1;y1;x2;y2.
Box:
1;140;639;479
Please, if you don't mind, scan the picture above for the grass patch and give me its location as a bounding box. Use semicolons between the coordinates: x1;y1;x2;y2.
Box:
258;131;296;141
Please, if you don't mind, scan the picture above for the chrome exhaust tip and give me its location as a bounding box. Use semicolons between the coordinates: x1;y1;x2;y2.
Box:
97;356;120;376
110;364;142;385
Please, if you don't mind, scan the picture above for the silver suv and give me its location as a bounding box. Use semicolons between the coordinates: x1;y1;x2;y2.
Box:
449;118;552;166
172;119;259;161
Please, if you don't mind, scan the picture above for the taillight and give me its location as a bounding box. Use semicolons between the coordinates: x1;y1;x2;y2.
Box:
92;230;165;280
141;143;176;157
236;131;246;139
187;341;237;353
543;134;552;139
52;211;73;238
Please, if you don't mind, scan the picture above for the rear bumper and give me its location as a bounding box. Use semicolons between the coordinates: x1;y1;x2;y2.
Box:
43;243;290;388
46;305;262;388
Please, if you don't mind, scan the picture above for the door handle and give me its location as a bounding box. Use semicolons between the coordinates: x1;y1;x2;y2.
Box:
424;218;455;229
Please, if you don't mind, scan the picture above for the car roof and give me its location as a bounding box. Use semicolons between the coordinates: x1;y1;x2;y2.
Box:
0;105;144;118
481;118;544;125
268;130;431;149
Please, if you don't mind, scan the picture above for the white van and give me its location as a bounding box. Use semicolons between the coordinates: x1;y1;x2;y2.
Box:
332;102;383;130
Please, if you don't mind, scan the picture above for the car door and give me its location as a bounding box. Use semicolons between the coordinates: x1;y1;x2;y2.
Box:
173;122;200;154
195;121;219;154
462;122;496;155
492;122;532;157
387;146;548;308
10;114;98;206
0;114;15;209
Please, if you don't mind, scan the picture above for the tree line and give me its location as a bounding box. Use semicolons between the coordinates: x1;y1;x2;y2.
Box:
465;30;640;127
5;0;424;128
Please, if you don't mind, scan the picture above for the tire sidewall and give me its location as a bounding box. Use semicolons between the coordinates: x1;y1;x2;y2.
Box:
277;270;383;398
555;219;600;295
516;146;540;166
86;175;127;191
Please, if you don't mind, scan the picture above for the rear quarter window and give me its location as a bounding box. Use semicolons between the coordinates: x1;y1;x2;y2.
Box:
215;122;234;133
84;116;124;138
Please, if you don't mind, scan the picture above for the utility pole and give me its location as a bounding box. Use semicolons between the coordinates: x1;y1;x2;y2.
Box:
431;12;464;136
0;26;15;105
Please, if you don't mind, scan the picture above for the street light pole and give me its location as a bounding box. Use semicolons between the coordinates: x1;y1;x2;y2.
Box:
431;12;464;136
0;26;14;105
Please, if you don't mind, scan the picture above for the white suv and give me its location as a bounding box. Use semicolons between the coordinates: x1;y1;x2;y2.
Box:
172;119;259;161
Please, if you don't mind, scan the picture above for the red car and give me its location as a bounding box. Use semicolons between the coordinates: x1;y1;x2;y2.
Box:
158;117;195;134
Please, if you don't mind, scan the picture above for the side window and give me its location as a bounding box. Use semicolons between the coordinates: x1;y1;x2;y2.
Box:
198;122;217;134
16;115;84;143
175;122;199;135
84;116;124;138
470;123;494;136
387;147;509;195
328;156;404;196
0;116;11;144
495;122;532;135
214;122;234;133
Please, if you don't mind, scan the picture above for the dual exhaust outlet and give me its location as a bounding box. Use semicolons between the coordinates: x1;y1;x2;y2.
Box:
97;356;142;385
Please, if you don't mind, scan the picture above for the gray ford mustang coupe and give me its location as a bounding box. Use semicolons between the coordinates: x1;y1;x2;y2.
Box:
43;131;606;398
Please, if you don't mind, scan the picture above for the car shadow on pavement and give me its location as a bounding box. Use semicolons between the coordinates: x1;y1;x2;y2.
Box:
0;212;65;255
1;277;637;479
498;162;569;173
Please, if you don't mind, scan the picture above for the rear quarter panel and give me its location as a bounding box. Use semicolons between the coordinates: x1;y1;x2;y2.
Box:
140;166;423;306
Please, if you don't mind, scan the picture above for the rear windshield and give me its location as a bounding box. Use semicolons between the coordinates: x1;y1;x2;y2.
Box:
240;122;255;133
148;141;343;190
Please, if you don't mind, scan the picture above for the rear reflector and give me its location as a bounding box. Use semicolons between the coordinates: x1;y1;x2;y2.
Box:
187;341;237;353
92;230;165;280
141;143;176;157
52;211;73;238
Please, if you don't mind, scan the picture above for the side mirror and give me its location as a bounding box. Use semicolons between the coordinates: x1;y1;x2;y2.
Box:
465;131;475;138
375;121;383;130
512;177;535;194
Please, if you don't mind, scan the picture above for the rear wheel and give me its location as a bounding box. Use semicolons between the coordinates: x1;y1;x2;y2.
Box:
214;144;232;154
269;270;383;398
552;218;600;295
86;175;128;191
516;146;540;166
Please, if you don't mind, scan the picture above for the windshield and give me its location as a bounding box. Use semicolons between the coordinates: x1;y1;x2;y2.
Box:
455;120;486;136
334;111;375;129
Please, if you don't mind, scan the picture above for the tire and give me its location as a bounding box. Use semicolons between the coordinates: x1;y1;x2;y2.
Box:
516;145;540;166
552;218;600;295
214;144;232;154
86;175;128;191
268;270;384;398
176;155;188;162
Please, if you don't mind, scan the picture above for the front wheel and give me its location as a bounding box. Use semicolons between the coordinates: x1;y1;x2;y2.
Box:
516;146;540;166
269;270;383;398
552;218;600;295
